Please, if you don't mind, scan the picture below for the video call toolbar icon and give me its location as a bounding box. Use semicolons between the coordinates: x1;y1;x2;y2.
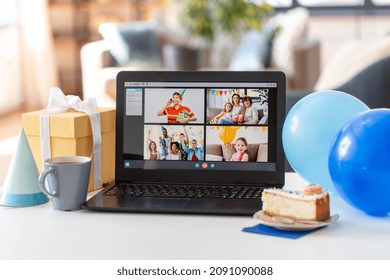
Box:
195;162;216;169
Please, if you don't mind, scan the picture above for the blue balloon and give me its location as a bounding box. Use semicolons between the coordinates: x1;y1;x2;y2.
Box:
329;109;390;216
283;90;369;192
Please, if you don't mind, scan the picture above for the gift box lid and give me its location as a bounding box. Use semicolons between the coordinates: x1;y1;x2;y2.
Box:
22;108;115;138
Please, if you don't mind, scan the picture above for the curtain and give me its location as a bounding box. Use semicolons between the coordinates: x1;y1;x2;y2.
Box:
18;0;58;109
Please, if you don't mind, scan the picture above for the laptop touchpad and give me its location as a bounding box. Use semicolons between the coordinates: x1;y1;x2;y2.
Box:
135;197;189;208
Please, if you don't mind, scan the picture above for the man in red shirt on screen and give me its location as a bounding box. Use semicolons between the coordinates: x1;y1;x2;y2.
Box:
157;91;197;124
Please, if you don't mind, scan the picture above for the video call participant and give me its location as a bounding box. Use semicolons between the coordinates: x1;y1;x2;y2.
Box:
218;93;244;124
159;126;172;160
157;91;197;124
179;126;190;160
166;141;181;160
147;129;160;160
242;96;259;124
183;138;204;161
230;137;249;162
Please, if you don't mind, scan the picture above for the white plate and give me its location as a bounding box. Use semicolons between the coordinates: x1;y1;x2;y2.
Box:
254;210;339;231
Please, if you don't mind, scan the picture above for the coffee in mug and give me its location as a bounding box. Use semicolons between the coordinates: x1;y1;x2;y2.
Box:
38;156;91;211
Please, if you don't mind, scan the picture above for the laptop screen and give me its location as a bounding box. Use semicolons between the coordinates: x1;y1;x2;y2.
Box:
116;71;285;186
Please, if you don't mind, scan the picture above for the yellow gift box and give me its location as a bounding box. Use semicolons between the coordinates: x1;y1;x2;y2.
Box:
22;108;115;192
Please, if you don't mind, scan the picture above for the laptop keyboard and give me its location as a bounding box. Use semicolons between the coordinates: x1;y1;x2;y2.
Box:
104;184;265;199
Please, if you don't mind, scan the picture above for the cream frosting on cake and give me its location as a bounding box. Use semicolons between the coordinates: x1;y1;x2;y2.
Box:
261;185;330;221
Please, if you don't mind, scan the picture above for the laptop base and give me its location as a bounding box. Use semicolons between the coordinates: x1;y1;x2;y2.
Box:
83;183;263;216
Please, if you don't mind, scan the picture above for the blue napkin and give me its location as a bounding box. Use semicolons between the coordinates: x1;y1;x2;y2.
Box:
242;224;323;239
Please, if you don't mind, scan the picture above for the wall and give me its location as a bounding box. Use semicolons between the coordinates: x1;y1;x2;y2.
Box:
0;26;22;114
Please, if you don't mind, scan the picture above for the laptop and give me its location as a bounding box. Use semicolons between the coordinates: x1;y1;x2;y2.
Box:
83;71;285;215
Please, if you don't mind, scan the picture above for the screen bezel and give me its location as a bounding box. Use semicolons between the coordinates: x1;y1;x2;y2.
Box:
115;71;285;186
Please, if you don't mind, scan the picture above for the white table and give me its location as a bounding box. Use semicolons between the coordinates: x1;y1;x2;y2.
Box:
1;173;390;260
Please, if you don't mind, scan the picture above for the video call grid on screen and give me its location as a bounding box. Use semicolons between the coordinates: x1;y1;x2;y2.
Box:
122;82;277;172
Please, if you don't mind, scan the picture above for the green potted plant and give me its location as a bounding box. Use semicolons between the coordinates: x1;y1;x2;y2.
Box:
178;0;274;44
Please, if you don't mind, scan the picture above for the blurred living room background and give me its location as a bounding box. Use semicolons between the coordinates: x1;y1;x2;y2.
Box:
1;0;390;178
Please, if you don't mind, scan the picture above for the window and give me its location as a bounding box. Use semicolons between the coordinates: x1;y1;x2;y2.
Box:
265;0;390;10
298;0;364;6
372;0;390;4
0;0;17;26
265;0;292;7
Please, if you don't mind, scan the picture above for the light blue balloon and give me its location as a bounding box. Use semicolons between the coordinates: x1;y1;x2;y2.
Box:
329;109;390;216
283;90;369;192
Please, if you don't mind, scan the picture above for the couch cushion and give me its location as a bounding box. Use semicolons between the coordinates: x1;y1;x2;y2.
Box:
206;144;223;157
314;38;390;91
205;144;224;161
256;143;268;162
206;107;223;123
228;28;276;71
99;22;162;67
336;56;390;109
206;154;224;161
268;7;309;75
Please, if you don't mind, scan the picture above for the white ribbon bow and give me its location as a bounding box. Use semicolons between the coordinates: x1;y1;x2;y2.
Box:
40;87;102;189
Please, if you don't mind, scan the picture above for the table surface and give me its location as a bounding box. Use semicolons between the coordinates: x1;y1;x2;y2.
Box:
1;169;390;260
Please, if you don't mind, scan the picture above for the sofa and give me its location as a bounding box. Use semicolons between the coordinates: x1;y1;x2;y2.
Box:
286;38;390;114
80;8;320;107
206;143;268;162
80;21;205;106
